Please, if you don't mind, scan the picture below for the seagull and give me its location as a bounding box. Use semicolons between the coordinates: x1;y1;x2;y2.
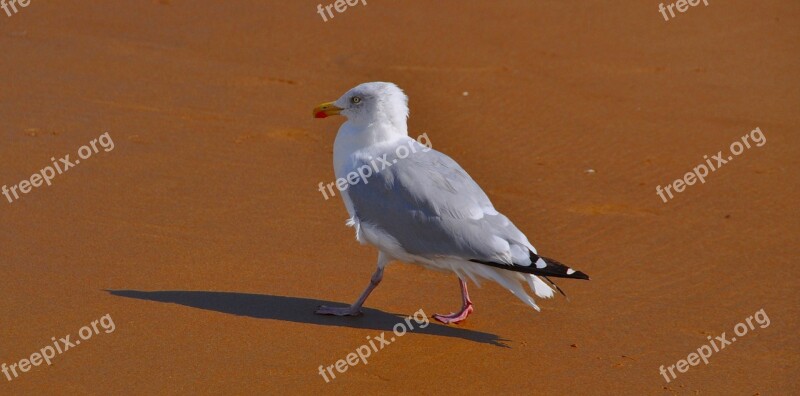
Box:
312;82;589;324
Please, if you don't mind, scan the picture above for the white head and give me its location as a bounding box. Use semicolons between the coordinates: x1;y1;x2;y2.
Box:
313;82;409;134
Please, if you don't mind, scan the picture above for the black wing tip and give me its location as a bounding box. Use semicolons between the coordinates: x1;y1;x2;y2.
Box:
539;267;591;280
535;254;591;280
571;270;591;280
470;254;591;280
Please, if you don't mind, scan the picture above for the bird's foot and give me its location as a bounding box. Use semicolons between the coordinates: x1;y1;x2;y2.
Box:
315;305;363;316
433;303;474;325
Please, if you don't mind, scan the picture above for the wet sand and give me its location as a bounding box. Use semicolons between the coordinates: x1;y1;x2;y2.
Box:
0;1;797;394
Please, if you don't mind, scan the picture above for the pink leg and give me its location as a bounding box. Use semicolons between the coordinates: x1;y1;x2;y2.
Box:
433;278;474;324
315;253;388;316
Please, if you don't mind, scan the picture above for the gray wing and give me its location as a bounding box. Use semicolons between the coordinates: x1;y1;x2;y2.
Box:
347;144;533;264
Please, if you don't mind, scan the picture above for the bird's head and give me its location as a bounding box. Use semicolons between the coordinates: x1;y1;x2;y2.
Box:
313;82;409;132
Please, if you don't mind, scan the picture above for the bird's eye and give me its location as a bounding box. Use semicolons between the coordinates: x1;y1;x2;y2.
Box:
351;96;362;104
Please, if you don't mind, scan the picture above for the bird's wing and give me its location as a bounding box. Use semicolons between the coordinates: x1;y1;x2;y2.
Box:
347;142;535;265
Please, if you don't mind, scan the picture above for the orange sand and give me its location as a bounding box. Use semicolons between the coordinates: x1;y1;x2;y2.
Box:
0;1;797;394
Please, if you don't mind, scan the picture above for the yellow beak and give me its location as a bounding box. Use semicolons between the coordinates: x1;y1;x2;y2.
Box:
313;101;343;118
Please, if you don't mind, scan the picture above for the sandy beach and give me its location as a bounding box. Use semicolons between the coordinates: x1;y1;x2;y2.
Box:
0;1;797;394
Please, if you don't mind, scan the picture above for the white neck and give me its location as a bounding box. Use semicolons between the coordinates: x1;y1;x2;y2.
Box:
333;121;406;177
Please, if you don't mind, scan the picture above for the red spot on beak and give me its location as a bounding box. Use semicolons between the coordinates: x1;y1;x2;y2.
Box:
315;111;328;119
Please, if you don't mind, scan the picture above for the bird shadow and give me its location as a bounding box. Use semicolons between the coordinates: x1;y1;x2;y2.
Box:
106;290;509;347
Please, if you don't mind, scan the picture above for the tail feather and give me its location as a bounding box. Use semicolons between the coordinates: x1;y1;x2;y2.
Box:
541;275;568;297
526;274;556;299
